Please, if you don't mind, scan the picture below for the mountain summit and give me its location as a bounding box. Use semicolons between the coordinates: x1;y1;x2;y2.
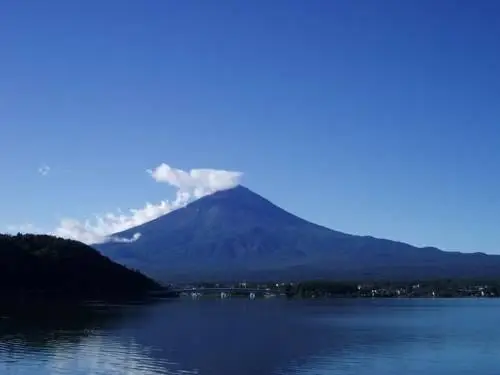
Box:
96;186;500;282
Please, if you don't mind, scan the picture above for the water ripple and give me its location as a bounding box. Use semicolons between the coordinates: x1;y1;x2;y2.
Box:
2;299;500;375
0;326;198;375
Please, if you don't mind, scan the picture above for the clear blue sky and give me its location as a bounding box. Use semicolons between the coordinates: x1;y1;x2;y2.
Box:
1;0;500;252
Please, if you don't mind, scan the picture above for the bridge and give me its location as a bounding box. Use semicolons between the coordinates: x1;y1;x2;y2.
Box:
174;287;271;293
171;287;280;298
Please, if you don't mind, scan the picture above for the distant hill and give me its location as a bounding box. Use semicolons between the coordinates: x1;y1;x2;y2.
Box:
0;233;161;299
96;186;500;282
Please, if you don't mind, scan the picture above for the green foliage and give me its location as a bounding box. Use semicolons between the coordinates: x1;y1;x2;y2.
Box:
0;233;161;300
291;280;359;298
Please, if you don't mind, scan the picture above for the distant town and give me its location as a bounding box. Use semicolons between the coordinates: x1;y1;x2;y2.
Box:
167;280;500;299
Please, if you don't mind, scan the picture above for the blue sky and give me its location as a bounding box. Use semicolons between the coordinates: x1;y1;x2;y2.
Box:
1;0;500;252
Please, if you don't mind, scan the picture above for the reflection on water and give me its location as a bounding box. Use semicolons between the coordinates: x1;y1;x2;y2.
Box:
0;335;191;375
0;301;195;375
1;298;500;375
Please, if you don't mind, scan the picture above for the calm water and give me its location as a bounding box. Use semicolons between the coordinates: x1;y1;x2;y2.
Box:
0;298;499;374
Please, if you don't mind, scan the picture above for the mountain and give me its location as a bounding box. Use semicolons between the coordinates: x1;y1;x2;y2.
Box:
96;186;500;282
0;233;161;299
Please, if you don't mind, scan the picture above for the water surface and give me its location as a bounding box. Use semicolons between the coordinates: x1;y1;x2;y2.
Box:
0;298;498;374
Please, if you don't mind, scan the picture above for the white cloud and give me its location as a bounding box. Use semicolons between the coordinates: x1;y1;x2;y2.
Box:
10;163;243;245
52;190;191;245
113;232;142;243
38;164;50;176
148;163;243;198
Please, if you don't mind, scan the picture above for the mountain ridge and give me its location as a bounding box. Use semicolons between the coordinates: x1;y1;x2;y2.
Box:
96;185;500;282
117;185;348;239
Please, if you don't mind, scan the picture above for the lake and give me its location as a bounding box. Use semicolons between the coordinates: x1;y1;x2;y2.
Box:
0;298;499;374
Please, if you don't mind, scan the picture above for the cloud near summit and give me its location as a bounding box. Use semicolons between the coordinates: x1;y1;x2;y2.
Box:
148;163;243;198
11;164;243;245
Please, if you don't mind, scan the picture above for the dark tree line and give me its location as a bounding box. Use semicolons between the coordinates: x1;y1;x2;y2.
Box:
0;233;161;300
288;280;359;298
283;278;500;298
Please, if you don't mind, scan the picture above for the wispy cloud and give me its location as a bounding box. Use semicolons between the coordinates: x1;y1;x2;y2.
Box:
6;223;44;234
9;163;243;245
38;164;50;176
52;191;191;245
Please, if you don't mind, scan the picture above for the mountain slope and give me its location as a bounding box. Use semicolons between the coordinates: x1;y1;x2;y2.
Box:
96;186;500;282
0;233;161;298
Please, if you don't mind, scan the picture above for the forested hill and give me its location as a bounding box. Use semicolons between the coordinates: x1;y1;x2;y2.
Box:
0;234;161;299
